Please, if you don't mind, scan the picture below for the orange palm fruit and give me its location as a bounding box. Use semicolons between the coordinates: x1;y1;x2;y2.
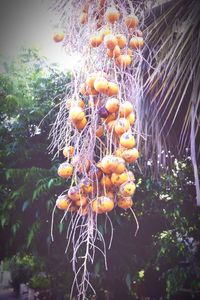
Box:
106;82;119;96
69;106;85;122
113;45;121;58
119;181;136;197
56;195;71;210
68;186;81;201
116;34;127;48
129;36;144;49
74;117;87;130
89;35;103;47
63;145;74;158
125;14;139;29
80;178;93;194
127;112;136;125
115;118;130;135
104;34;118;50
122;148;139;163
53;33;64;43
113;157;126;174
105;7;120;24
100;175;112;188
105;98;120;113
118;197;133;209
86;73;98;88
119;101;133;117
120;132;136;149
75;195;88;207
94;77;109;93
111;172;128;186
96;125;104;137
115;54;132;68
98;196;115;213
58;162;73;178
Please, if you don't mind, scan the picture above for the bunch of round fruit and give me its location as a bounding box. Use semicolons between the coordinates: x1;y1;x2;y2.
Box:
56;70;139;215
82;3;144;69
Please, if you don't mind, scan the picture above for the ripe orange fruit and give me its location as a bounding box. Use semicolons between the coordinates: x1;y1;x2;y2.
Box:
129;36;144;49
86;73;98;88
104;34;118;50
68;186;81;201
127;112;136;125
92;196;114;213
116;54;132;68
100;175;112;188
119;101;133;117
105;98;120;113
53;33;64;43
119;181;136;197
80;178;93;194
89;35;103;47
115;118;130;136
111;172;128;186
114;147;125;157
58;162;73;178
94;77;108;93
88;164;103;180
122;148;139;163
80;12;88;24
100;155;116;174
74;117;87;130
125;14;139;29
106;82;119;96
103;113;117;124
120;132;136;148
56;195;71;210
106;49;114;58
118;197;133;209
63;145;74;158
113;157;126;174
105;7;120;24
69;106;85;122
96;125;104;137
72;156;90;173
116;34;127;48
113;45;121;58
91;199;103;214
75;195;88;207
127;48;133;56
87;86;99;96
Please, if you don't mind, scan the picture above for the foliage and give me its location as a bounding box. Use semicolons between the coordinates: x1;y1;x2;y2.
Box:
9;253;38;294
0;48;70;258
29;274;51;290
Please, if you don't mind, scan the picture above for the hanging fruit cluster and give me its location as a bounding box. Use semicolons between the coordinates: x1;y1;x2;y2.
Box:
51;0;144;298
55;2;143;216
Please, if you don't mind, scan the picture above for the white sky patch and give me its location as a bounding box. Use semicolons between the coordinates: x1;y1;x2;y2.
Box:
0;0;78;72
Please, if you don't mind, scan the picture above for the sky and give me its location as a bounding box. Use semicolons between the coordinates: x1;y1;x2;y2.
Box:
0;0;73;70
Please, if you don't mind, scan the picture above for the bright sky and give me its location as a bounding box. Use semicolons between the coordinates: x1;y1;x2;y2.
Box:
0;0;75;71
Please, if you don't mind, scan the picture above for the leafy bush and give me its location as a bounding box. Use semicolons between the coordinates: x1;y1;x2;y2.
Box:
9;253;37;294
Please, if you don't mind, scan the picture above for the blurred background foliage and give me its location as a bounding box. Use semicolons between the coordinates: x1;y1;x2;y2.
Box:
0;48;200;300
